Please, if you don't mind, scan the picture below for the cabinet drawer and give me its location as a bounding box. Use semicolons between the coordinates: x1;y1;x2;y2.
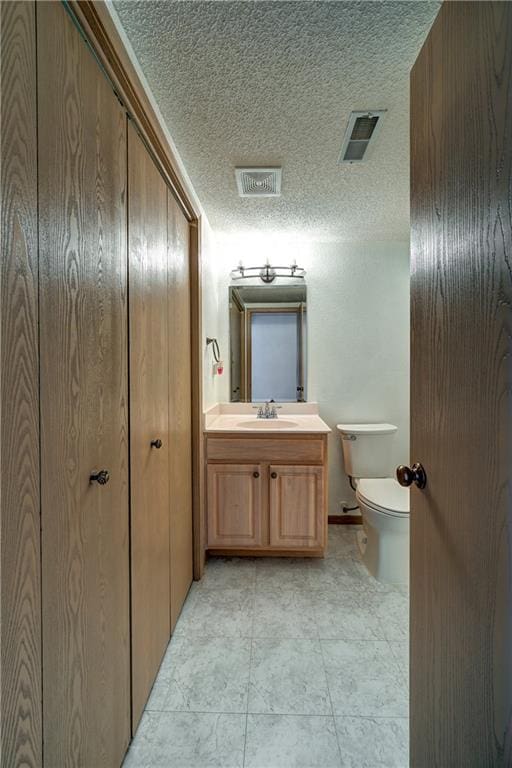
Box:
206;436;325;465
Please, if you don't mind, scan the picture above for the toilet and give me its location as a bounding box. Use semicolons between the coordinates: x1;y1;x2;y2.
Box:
337;423;410;585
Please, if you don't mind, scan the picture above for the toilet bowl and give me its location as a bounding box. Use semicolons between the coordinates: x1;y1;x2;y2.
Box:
355;478;409;584
337;423;410;585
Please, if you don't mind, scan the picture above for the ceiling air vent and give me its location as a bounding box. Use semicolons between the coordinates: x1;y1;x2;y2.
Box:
235;167;282;197
338;110;386;164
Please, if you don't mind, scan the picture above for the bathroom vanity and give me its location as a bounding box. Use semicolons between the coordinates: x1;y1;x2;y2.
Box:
204;405;331;556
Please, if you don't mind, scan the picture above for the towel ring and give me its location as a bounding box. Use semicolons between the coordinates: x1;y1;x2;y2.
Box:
206;337;221;363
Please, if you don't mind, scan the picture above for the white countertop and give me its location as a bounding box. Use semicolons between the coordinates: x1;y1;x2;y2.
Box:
204;403;331;434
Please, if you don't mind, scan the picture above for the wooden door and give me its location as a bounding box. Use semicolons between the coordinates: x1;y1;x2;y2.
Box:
410;3;512;765
269;466;324;549
128;121;171;729
1;3;42;765
207;464;263;548
38;3;130;765
167;191;193;631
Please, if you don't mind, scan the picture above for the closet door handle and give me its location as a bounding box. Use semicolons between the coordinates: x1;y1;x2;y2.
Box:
151;438;163;449
253;471;260;479
90;469;110;486
271;472;278;479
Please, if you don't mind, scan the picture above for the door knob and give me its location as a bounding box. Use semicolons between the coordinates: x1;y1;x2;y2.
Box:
151;438;163;449
396;463;427;489
90;469;110;485
253;471;260;478
271;472;278;479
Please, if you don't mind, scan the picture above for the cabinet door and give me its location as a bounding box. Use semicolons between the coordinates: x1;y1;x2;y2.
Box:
207;464;263;548
38;3;130;765
128;121;171;730
167;191;193;632
269;466;324;549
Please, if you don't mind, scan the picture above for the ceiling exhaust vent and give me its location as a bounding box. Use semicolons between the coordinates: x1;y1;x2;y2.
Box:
235;167;282;197
338;110;386;164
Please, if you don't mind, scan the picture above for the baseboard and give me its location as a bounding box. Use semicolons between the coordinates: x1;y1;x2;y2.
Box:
207;548;324;558
328;515;362;525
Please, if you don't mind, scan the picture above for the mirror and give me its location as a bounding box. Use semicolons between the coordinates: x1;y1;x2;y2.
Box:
229;284;307;402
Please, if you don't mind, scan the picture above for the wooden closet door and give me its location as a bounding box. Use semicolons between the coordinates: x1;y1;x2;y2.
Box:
1;3;42;765
128;122;171;729
167;192;193;631
38;3;130;766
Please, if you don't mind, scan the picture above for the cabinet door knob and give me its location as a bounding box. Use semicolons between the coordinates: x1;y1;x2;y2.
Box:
253;471;260;478
90;469;110;485
151;438;163;449
271;472;278;479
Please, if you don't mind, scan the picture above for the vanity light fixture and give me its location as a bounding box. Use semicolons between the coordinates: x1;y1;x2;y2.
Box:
230;259;306;284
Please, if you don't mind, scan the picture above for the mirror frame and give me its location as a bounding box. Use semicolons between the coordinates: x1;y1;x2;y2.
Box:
229;284;307;403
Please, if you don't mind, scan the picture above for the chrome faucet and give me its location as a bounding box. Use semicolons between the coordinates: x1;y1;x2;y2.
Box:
257;401;278;419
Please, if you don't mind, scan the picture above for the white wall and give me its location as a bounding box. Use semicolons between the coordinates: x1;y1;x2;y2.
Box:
302;241;410;513
201;221;230;409
215;236;410;514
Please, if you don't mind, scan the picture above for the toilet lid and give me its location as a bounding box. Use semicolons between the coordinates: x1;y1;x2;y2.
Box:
357;478;409;514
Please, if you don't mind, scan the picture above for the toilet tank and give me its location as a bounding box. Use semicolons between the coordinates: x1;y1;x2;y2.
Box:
337;423;398;478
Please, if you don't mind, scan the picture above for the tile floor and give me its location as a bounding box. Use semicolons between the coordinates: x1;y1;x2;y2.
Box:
123;525;409;768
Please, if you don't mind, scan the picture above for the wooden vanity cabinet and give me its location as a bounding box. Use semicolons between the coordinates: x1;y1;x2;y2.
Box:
206;435;328;556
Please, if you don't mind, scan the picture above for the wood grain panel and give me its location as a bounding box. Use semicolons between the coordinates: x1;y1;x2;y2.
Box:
51;1;203;584
0;3;42;766
66;0;197;221
269;466;324;549
167;191;193;632
189;222;205;579
410;3;512;764
38;3;130;765
207;464;263;548
206;436;325;464
128;121;171;730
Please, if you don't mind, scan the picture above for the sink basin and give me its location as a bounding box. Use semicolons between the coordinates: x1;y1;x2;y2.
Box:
235;418;299;430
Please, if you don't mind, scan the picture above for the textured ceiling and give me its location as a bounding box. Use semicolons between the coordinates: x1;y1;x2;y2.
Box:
113;1;440;241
